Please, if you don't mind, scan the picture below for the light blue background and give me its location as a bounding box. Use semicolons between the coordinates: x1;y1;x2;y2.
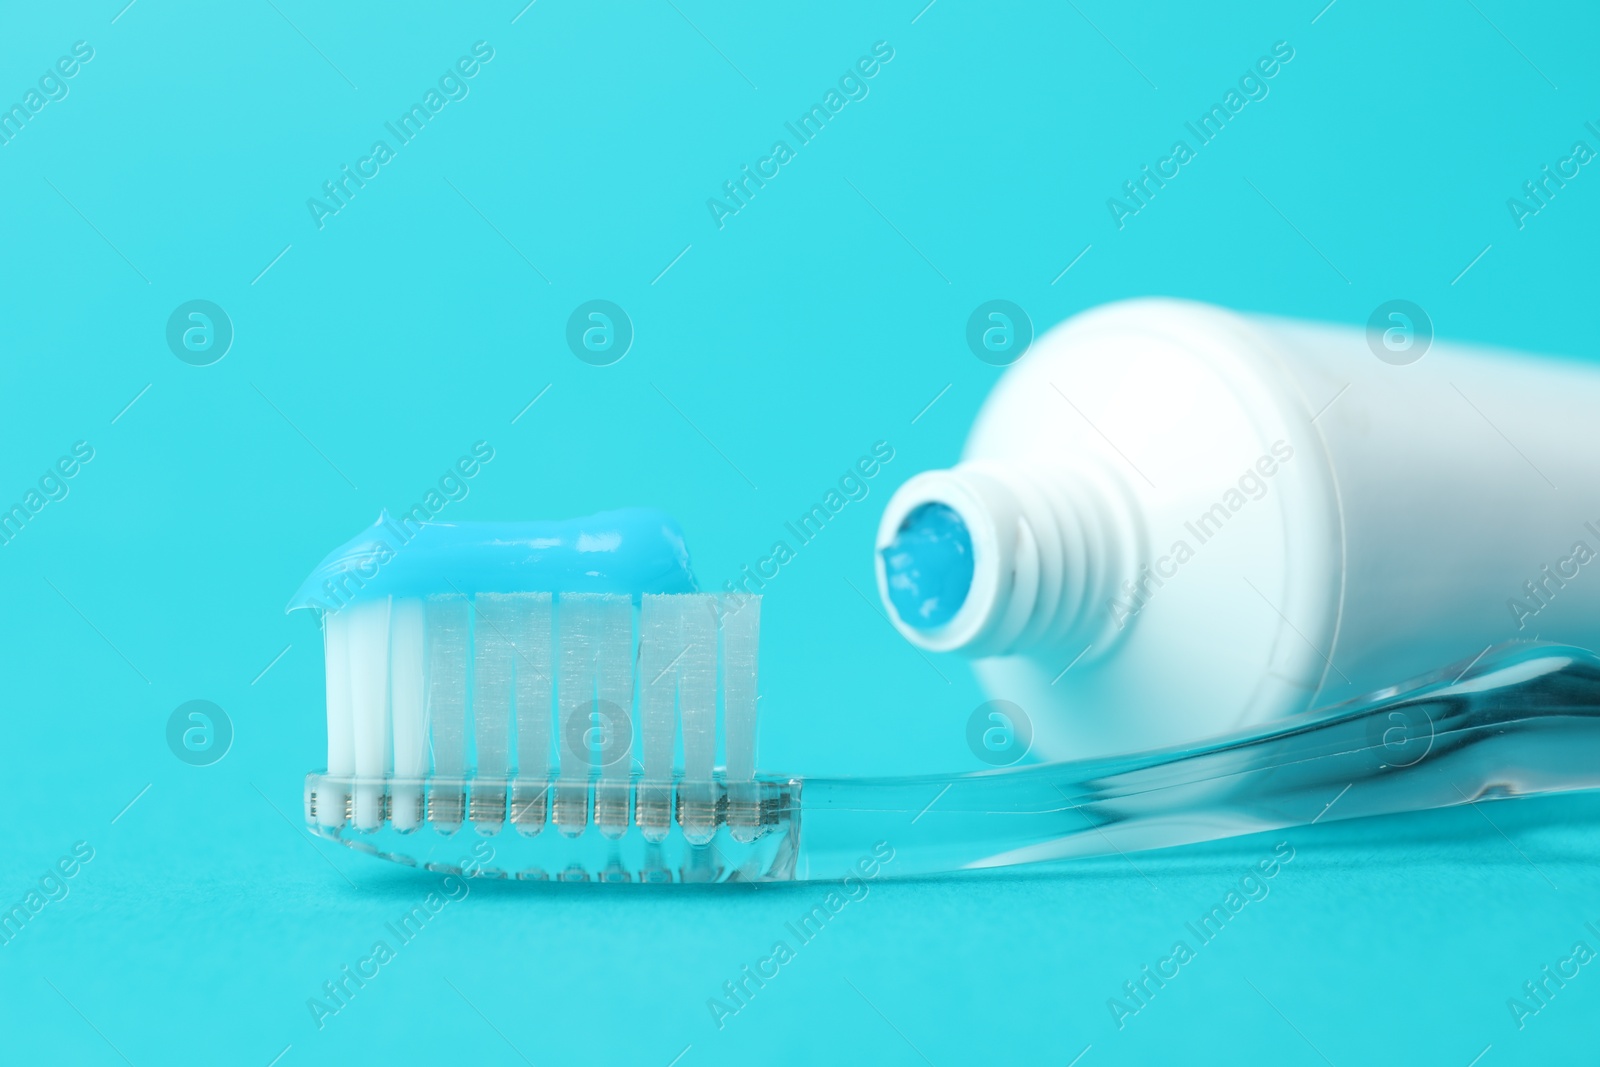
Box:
2;1;1598;1063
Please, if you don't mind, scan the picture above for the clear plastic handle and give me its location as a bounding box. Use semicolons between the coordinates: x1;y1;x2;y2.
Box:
791;643;1600;879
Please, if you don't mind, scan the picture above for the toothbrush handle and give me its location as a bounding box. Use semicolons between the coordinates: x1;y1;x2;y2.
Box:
790;644;1600;880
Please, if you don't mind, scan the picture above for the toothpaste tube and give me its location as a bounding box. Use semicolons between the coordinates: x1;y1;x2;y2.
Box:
877;298;1600;757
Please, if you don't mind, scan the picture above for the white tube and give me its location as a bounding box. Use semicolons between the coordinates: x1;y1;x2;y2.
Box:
877;298;1600;758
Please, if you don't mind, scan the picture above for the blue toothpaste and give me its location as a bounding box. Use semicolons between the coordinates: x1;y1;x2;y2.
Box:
287;507;699;613
879;502;973;630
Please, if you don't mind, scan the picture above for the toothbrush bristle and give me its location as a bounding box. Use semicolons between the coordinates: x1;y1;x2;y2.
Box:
637;594;682;841
321;611;354;786
308;591;786;879
389;598;427;830
423;594;470;827
508;592;553;835
468;592;516;827
721;596;760;782
346;598;392;829
721;597;762;843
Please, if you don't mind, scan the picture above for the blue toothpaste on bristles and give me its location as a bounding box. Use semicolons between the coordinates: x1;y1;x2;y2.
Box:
289;508;761;849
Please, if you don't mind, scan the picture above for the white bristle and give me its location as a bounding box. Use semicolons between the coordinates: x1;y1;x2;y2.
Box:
593;594;634;837
389;598;427;832
721;595;763;844
677;595;719;780
321;610;355;827
678;595;719;844
555;594;602;835
471;594;516;830
509;593;553;833
317;589;764;842
721;595;760;783
346;598;393;830
638;594;683;842
638;595;682;780
425;594;471;825
510;594;555;771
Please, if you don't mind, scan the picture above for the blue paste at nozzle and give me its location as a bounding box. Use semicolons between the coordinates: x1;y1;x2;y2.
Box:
287;507;698;612
881;503;973;629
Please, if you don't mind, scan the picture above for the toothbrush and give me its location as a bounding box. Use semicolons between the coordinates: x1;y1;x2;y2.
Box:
295;519;1600;881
